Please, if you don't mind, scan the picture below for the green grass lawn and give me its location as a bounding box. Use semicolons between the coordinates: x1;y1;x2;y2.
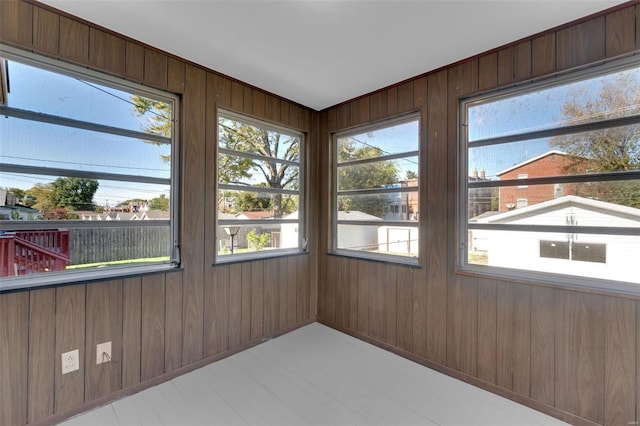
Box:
67;257;170;270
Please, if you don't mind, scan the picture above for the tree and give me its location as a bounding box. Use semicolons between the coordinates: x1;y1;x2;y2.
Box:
405;170;418;180
233;191;271;213
550;73;640;207
149;194;170;211
50;177;99;211
25;183;56;212
247;229;271;250
337;138;400;217
131;95;172;162
218;119;300;218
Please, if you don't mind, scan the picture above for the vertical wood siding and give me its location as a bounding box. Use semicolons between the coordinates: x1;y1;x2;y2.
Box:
0;1;315;425
318;3;640;426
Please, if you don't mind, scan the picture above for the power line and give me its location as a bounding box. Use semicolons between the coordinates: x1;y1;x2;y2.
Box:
74;78;171;122
0;155;168;173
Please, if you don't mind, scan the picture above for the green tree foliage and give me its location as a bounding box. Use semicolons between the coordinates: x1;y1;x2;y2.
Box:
337;138;399;217
550;72;640;207
50;177;99;211
25;183;56;212
247;229;271;250
149;194;170;211
234;191;271;213
25;178;99;214
131;95;172;162
405;170;418;180
219;119;300;218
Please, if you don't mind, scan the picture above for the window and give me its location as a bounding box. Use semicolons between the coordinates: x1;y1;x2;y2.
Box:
333;114;420;263
461;57;640;289
216;110;304;261
517;173;528;189
0;46;179;289
540;240;606;263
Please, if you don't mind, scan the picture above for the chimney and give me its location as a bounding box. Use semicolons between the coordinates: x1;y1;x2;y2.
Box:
472;168;478;179
480;169;485;179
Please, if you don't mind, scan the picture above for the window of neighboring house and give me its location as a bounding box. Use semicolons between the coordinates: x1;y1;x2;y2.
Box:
216;110;304;262
517;173;528;189
332;114;420;264
540;240;606;263
516;198;528;208
461;56;640;291
0;46;179;291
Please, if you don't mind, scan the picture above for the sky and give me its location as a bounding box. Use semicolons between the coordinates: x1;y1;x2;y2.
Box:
0;59;172;208
467;65;640;179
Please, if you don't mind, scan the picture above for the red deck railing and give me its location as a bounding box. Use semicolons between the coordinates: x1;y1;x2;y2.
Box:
0;229;70;277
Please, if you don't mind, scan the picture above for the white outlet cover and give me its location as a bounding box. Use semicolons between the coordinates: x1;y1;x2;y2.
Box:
61;349;79;374
96;341;112;365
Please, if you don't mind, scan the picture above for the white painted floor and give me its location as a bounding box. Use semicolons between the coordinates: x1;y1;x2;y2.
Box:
60;323;568;426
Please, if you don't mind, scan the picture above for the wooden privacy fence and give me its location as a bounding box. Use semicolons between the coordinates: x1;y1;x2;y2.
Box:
68;226;170;265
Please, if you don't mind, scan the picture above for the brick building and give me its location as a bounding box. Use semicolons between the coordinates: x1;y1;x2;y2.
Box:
496;150;580;212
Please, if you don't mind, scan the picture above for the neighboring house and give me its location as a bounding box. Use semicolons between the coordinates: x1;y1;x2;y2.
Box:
0;189;42;220
80;211;170;221
377;225;419;256
468;168;493;218
280;211;301;249
474;195;640;284
336;210;382;251
383;178;419;221
496;150;580;212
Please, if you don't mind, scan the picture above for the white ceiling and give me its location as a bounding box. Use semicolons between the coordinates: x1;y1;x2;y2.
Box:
40;0;628;111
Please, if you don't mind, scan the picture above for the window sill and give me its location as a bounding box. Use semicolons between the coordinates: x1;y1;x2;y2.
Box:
329;249;421;268
214;249;307;266
0;263;179;293
457;263;640;299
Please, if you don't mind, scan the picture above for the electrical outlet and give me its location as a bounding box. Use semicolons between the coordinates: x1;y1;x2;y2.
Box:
61;349;79;374
96;341;112;365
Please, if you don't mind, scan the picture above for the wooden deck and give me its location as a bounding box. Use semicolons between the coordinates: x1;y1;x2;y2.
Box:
60;323;567;426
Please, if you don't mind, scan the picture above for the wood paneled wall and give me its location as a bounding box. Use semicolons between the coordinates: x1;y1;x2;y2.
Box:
318;4;640;426
0;1;316;425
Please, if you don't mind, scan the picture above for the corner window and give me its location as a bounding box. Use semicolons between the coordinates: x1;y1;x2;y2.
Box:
332;114;420;264
216;111;304;261
0;46;179;290
461;57;640;289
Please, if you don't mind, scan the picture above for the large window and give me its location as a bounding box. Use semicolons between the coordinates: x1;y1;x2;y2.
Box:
461;57;640;291
0;46;179;290
333;114;420;263
216;111;304;261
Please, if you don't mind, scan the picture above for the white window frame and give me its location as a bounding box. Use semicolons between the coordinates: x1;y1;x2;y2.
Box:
0;45;180;291
215;109;305;263
332;113;420;265
459;56;640;295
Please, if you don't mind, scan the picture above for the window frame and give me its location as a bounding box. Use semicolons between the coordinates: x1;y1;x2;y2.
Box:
331;113;421;265
0;45;180;291
215;109;306;263
458;55;640;295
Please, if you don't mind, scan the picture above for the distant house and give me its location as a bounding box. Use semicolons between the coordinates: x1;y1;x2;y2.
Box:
336;210;382;251
468;168;493;218
280;211;302;249
377;225;419;256
0;189;41;220
383;178;419;221
496;150;581;212
474;195;640;284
